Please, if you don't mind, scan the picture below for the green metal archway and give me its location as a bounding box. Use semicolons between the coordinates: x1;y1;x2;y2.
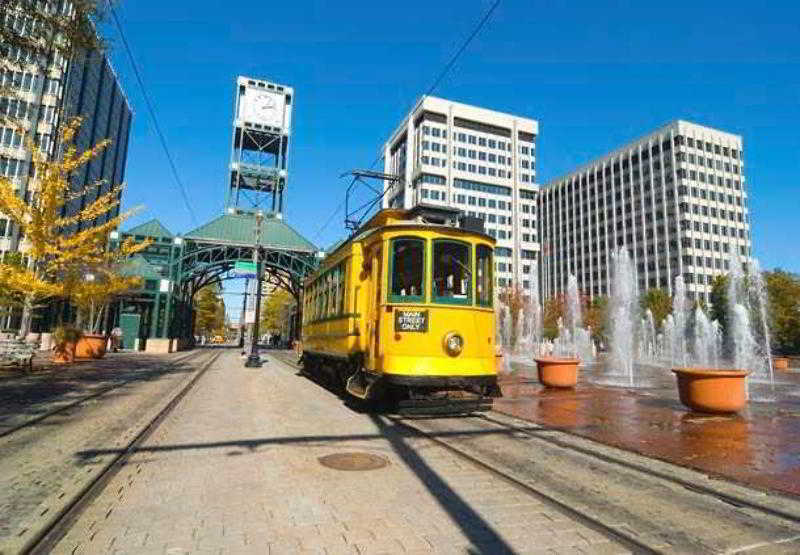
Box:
117;212;320;348
173;211;320;341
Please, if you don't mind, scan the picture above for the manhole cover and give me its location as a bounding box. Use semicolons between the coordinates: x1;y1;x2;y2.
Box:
318;452;389;471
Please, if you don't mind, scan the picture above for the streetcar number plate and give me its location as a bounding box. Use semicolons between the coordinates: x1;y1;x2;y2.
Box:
395;309;428;332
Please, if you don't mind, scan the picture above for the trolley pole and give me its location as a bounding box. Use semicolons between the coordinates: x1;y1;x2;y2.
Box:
244;211;264;367
238;277;249;348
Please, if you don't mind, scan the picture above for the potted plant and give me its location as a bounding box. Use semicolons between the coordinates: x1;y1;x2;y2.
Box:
71;268;141;359
534;356;581;388
671;367;750;414
52;325;82;363
773;356;789;371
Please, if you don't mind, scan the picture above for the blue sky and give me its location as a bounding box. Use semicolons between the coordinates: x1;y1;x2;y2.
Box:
104;0;800;312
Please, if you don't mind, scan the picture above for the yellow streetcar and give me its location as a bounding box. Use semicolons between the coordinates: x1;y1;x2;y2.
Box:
301;205;500;413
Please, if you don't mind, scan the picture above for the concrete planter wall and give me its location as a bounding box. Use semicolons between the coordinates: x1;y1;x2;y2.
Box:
40;333;53;351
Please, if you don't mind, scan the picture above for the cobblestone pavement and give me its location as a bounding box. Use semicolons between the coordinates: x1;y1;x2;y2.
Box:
0;349;214;553
55;349;628;554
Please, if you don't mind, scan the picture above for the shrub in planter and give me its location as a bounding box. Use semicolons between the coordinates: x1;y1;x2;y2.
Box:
52;326;83;363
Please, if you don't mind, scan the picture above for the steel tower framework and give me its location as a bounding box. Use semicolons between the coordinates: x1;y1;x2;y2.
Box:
227;76;293;214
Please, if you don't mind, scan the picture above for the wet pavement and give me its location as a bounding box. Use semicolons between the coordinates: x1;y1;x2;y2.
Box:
496;359;800;498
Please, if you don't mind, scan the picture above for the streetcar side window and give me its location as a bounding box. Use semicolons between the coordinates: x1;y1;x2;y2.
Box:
476;244;493;307
389;237;425;303
432;240;471;305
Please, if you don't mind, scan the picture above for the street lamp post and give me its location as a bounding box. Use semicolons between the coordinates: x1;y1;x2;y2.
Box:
244;211;264;367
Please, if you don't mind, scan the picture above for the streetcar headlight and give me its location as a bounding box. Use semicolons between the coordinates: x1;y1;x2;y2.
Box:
444;332;464;357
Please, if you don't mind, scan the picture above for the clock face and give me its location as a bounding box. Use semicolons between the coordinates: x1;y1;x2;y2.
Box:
255;93;275;113
246;88;283;127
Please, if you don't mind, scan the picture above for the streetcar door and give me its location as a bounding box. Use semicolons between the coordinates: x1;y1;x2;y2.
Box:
367;246;383;369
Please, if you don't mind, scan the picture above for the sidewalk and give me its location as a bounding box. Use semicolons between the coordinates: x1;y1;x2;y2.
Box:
496;363;800;497
0;350;210;552
55;350;627;554
0;351;197;433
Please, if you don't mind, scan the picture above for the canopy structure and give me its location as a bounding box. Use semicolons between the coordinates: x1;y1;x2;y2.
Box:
113;213;320;350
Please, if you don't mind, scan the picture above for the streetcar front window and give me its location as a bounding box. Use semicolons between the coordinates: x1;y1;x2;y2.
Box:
476;244;493;307
433;240;471;305
390;238;425;303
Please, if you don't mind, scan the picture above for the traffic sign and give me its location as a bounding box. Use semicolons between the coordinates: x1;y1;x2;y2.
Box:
233;261;257;279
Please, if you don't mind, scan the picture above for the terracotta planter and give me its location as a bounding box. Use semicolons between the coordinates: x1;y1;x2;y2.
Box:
535;357;580;388
672;368;749;414
773;357;789;371
76;334;107;359
52;341;76;364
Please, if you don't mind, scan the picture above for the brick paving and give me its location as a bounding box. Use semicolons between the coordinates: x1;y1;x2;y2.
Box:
496;360;800;496
0;350;212;553
54;350;627;554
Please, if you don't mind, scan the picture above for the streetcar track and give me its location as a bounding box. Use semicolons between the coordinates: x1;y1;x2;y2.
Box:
271;350;800;550
391;412;800;554
0;350;205;441
388;414;658;554
22;349;222;555
477;412;800;524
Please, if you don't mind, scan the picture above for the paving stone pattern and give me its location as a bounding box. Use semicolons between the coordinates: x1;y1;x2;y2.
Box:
0;350;212;553
54;350;627;554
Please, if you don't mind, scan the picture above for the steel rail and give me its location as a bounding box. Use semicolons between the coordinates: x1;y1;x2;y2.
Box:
23;349;222;554
477;412;800;525
388;413;656;554
0;349;206;440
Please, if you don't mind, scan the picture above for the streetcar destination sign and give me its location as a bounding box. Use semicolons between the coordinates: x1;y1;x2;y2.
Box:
394;309;429;332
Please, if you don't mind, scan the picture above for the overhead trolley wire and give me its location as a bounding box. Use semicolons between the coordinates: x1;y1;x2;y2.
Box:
107;3;199;226
312;0;502;243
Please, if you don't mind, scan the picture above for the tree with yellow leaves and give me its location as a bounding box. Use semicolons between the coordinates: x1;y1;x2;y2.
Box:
71;269;142;334
0;117;150;337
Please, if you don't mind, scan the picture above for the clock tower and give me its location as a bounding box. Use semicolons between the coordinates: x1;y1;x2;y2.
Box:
228;76;293;214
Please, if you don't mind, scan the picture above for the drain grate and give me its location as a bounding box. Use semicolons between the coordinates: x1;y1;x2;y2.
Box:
318;452;389;471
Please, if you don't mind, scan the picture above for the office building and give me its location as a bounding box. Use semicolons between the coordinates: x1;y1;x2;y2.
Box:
382;95;540;289
0;5;132;328
539;120;751;304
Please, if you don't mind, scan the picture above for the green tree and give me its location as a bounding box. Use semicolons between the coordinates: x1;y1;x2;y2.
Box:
498;283;527;350
542;294;565;341
640;288;672;330
260;288;294;335
194;283;225;338
764;270;800;355
709;274;729;332
584;295;609;346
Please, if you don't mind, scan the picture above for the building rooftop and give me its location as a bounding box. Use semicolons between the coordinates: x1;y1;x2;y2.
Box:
184;213;317;252
544;119;743;187
383;94;539;152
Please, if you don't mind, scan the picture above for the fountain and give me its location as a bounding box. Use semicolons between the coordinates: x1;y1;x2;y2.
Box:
607;249;638;386
496;243;780;411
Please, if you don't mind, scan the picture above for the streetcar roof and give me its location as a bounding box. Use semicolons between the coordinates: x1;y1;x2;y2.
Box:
315;206;495;273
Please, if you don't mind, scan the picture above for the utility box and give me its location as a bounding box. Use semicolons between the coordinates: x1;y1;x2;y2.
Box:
120;313;141;351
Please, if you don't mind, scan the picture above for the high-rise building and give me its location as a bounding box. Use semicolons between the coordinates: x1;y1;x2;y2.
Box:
0;40;132;257
382;96;540;289
539;120;751;304
0;6;132;329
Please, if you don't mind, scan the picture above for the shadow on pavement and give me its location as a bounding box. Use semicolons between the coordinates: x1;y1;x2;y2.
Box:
0;351;204;430
74;424;543;460
369;414;515;554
